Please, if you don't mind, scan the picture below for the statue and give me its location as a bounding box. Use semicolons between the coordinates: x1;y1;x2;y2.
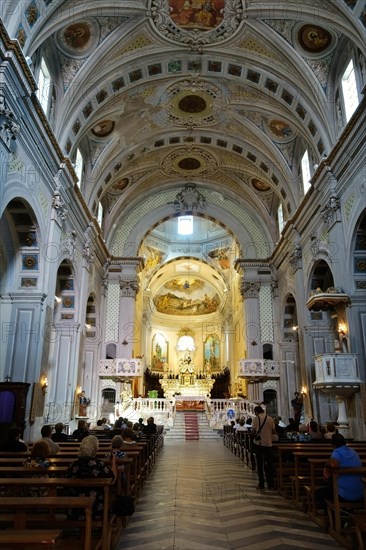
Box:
291;392;303;425
78;390;90;416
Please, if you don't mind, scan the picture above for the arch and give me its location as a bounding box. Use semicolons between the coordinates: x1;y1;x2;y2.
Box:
352;209;366;292
54;260;76;323
263;388;278;418
0;198;41;294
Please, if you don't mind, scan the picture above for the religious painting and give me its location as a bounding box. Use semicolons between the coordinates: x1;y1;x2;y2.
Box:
169;0;225;31
298;25;332;54
144;246;167;272
204;334;220;372
154;279;220;315
152;333;168;370
207;247;231;269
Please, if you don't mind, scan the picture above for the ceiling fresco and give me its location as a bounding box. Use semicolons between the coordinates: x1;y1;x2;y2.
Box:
4;0;365;277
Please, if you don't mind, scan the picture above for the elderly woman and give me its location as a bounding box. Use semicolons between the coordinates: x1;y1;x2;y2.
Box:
66;435;115;519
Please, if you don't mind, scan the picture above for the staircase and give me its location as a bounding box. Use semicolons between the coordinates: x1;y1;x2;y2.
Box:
164;411;220;440
184;412;199;440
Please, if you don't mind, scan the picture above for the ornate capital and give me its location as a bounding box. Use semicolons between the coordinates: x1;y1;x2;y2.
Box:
240;280;261;298
0;93;20;149
119;277;139;298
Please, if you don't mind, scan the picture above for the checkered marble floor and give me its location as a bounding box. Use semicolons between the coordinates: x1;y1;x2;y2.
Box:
116;438;343;550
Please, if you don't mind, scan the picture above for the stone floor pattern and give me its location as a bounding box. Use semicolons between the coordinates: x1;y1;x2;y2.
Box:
116;437;342;550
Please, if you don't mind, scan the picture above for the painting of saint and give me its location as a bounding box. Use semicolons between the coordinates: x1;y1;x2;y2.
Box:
207;247;230;269
152;334;168;370
204;334;220;371
169;0;225;31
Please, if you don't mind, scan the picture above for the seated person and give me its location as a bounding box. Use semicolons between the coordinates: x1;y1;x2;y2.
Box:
122;428;138;445
0;426;28;451
24;440;51;469
92;419;105;431
324;422;337;439
285;418;298;432
72;419;89;441
308;420;324;440
138;418;146;430
51;422;69;442
23;440;51;496
66;435;115;519
315;433;364;512
101;417;111;430
143;416;157;436
41;424;60;454
235;418;247;431
133;422;143;438
105;435;128;491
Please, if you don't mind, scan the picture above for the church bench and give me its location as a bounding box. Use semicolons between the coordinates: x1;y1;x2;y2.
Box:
287;452;366;508
0;496;94;550
0;529;63;549
274;443;366;498
325;467;366;548
0;477;113;550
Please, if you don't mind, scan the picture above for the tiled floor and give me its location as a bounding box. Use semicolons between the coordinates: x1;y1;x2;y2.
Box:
116;438;343;550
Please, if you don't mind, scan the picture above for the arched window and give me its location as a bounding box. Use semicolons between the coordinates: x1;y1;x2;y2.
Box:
277;203;284;233
54;261;75;322
301;150;311;194
263;389;277;418
341;59;359;122
37;58;51;114
73;148;83;186
177;335;195;351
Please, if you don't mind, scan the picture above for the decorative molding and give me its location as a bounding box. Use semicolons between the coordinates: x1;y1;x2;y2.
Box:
0;93;20;149
171;183;206;214
52;187;68;225
289;244;302;272
321;194;340;229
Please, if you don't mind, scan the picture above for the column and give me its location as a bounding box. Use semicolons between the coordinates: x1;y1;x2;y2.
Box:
240;280;262;358
117;258;145;358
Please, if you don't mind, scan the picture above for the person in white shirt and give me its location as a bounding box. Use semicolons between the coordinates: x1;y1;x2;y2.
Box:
40;424;60;454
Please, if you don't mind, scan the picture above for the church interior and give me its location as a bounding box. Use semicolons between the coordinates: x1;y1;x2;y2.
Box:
1;0;366;445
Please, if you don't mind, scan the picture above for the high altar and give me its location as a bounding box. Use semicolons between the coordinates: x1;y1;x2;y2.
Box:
159;354;214;399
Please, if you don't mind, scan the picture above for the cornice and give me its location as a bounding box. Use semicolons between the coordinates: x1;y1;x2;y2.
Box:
0;20;36;92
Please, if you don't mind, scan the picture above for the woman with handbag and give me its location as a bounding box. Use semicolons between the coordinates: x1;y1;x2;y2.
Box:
251;406;277;492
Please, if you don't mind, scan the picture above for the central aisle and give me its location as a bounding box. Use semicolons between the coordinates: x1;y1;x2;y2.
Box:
116;438;341;550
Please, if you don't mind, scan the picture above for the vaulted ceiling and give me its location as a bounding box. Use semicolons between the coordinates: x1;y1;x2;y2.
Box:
3;0;365;256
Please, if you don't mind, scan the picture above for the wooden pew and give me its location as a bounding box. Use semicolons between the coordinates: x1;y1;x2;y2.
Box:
0;477;113;550
274;443;366;498
326;467;366;549
0;529;63;549
0;496;94;550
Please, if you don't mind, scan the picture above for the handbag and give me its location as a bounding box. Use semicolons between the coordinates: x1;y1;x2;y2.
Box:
253;415;267;442
112;495;135;516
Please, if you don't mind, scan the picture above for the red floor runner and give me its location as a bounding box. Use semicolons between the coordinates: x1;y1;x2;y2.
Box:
184;412;199;440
